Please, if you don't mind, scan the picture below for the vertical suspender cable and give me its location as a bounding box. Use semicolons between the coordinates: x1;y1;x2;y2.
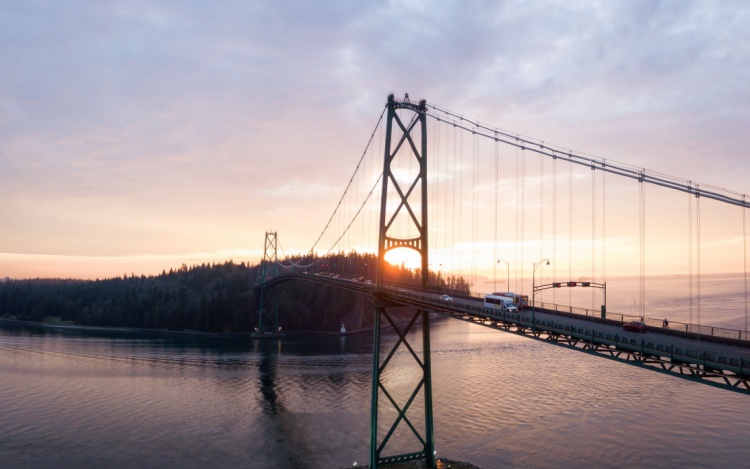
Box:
697;189;701;333
476;131;481;289
458;131;466;275
494;135;499;292
472;131;479;290
592;162;596;311
569;157;573;308
689;183;693;326
638;174;646;320
433;116;439;274
443;120;448;268
459;128;464;281
354;145;358;254
553;156;557;305
469;131;474;287
452;124;458;275
521;147;526;294
515;146;520;293
744;197;748;335
603;163;606;298
540;149;544;302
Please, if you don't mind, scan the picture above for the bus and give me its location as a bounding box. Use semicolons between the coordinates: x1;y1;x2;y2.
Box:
484;294;518;313
491;292;530;309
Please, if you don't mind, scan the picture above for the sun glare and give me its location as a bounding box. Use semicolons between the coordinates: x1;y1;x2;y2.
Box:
384;247;422;269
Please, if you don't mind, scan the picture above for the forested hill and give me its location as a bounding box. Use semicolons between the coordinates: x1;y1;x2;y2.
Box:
0;261;257;332
0;256;471;333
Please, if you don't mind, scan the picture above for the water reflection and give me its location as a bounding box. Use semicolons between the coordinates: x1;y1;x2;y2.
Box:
256;338;286;414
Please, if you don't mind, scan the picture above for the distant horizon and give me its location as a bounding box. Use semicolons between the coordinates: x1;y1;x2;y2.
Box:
3;254;748;284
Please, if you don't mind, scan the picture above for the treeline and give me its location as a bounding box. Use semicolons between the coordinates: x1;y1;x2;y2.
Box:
0;261;257;332
274;251;471;294
0;253;471;333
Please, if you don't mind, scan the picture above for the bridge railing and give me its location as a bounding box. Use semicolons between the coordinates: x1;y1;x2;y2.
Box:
387;283;750;342
534;300;750;342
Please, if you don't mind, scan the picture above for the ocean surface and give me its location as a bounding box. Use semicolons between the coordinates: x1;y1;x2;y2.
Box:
2;275;749;468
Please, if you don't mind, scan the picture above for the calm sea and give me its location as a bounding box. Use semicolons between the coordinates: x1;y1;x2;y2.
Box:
1;276;749;468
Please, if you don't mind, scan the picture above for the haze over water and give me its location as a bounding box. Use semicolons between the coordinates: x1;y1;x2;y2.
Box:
530;272;750;331
2;276;749;469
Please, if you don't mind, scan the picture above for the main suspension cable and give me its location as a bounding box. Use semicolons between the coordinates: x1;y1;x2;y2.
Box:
425;103;750;209
308;107;386;254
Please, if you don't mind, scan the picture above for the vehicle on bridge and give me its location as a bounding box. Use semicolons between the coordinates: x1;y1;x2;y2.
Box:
491;292;529;309
484;294;519;313
439;294;453;302
623;320;647;333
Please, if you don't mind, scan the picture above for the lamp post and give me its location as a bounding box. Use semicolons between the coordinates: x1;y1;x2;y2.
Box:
497;258;509;293
532;258;550;332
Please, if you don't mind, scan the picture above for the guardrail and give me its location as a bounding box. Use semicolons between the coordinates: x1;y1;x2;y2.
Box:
534;300;750;342
388;290;750;375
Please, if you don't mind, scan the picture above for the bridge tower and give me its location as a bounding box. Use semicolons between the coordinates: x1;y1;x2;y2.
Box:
255;231;282;337
370;94;435;468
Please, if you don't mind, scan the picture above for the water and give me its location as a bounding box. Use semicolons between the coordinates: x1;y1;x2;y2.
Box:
1;316;748;469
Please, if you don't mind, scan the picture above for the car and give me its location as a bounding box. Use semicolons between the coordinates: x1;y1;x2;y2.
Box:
623;320;647;333
439;294;453;302
364;280;373;285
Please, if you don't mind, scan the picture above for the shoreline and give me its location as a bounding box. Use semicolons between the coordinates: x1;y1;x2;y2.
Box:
0;318;249;338
0;308;438;340
0;317;414;338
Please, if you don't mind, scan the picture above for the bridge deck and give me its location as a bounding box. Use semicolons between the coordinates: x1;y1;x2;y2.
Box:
389;288;750;392
257;274;750;393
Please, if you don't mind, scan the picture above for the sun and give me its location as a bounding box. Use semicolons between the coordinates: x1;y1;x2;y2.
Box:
383;247;423;269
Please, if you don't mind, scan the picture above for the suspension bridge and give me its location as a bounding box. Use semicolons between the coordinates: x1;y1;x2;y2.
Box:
255;94;750;468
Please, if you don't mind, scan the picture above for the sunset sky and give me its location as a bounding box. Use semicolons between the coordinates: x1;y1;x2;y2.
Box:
2;0;749;280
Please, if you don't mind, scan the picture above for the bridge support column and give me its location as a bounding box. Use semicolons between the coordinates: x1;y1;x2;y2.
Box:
255;231;283;338
370;301;436;468
371;93;435;468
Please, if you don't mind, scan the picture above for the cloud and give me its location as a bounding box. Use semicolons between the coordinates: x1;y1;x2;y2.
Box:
1;0;749;278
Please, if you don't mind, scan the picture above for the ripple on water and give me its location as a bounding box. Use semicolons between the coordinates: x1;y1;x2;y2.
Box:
2;320;750;469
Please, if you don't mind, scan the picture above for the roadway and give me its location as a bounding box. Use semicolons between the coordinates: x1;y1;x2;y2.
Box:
257;273;750;393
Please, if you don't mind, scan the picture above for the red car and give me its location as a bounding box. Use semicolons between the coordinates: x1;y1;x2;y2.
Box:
623;320;647;333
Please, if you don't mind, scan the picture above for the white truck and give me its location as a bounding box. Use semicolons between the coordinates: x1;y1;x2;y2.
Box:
484;294;519;313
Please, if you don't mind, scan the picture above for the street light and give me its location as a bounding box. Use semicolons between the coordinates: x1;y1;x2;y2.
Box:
532;258;550;331
497;258;509;293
